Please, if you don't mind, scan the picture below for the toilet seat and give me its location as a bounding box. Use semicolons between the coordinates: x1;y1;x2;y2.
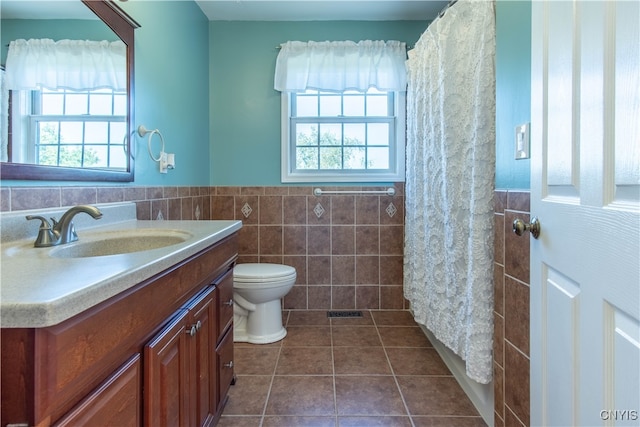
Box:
233;263;296;285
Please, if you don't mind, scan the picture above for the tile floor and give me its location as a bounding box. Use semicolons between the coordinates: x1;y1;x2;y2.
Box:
218;310;486;427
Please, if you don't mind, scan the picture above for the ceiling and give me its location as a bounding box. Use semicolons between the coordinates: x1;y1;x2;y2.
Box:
194;0;450;21
1;0;450;22
1;1;97;19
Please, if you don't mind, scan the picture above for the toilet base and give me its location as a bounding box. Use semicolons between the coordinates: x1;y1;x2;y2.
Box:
233;299;287;344
233;325;287;344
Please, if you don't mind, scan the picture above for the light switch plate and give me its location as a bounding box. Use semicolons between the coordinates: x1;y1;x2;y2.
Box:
515;123;530;160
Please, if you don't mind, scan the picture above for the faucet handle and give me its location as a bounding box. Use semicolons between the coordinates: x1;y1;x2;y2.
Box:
26;215;59;247
26;215;52;229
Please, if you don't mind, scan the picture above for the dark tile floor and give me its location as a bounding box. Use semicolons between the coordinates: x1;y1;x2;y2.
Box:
218;311;486;427
219;310;486;427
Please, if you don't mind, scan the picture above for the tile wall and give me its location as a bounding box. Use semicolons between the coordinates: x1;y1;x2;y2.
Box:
0;185;213;220
210;185;407;311
493;190;531;427
1;184;531;424
0;184;407;311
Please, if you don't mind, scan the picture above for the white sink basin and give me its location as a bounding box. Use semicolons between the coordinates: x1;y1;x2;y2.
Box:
4;229;193;259
52;231;192;258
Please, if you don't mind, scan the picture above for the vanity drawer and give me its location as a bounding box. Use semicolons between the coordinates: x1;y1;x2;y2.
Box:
216;269;234;339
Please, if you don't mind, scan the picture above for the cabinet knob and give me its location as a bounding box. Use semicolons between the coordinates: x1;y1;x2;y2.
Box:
224;361;234;369
186;321;202;337
224;299;234;306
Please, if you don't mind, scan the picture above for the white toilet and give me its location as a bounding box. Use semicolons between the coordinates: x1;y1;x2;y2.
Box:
232;263;296;344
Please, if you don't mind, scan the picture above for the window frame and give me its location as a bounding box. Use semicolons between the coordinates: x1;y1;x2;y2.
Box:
281;89;406;183
11;87;127;169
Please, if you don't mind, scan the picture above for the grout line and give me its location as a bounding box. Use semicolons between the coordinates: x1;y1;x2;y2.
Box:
330;315;338;425
371;310;417;427
504;338;530;359
259;340;283;427
504;403;527;427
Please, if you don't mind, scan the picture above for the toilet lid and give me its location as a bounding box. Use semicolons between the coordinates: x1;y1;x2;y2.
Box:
233;263;296;283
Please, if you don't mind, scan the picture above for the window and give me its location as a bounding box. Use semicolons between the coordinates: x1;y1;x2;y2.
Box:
282;88;405;183
275;40;408;183
14;87;127;168
4;38;128;169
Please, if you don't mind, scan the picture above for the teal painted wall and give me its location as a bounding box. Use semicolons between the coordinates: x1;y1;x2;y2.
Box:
210;8;532;189
495;0;531;189
108;1;210;186
2;1;532;190
209;21;427;186
1;1;210;186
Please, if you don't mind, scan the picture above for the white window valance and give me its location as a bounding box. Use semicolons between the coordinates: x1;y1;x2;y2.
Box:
274;40;407;92
4;38;126;91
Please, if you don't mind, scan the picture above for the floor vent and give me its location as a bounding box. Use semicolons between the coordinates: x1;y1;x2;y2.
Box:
326;310;363;318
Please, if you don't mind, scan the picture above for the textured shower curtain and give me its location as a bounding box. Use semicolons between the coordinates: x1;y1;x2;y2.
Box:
404;0;496;384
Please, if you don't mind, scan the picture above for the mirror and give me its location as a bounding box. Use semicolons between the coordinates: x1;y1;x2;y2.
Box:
0;0;139;182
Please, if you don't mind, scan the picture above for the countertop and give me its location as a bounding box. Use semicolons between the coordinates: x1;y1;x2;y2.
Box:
0;203;242;328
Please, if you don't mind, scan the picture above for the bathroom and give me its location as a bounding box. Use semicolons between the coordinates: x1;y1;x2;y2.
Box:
2;1;637;426
0;1;541;426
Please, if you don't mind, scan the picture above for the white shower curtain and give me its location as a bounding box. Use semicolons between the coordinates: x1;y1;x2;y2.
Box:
404;0;496;384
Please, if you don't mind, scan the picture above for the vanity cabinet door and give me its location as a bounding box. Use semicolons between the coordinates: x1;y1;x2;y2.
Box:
144;309;190;427
216;326;234;412
54;354;141;427
185;285;218;427
144;285;220;427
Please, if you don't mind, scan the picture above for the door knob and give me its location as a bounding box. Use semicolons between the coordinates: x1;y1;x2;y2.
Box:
513;217;541;239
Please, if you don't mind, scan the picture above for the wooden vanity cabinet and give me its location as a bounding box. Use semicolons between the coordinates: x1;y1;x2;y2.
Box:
0;233;238;427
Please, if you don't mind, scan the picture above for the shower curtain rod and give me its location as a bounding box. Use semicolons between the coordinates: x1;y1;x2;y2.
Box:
437;0;458;19
419;0;458;34
273;3;458;50
313;187;396;196
276;44;413;49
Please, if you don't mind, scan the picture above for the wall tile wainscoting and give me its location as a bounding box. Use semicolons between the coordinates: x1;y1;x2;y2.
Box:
1;185;407;311
1;185;531;426
493;190;530;427
211;186;406;312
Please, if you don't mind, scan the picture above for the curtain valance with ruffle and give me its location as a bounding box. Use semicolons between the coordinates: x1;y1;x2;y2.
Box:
5;38;126;91
274;40;407;92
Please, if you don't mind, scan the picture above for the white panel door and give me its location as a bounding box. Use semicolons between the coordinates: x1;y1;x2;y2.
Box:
530;1;640;426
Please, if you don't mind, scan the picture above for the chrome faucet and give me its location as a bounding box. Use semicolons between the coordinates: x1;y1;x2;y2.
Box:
26;205;103;247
